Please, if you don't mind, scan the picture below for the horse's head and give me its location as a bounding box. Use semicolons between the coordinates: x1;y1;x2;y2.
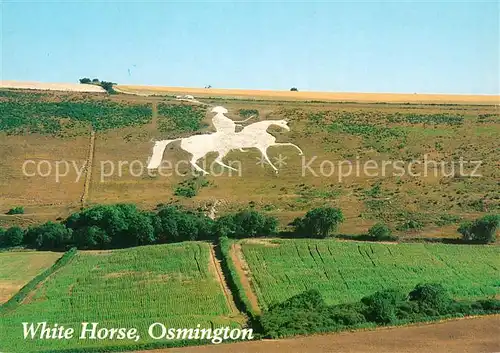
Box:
211;106;228;114
271;119;290;131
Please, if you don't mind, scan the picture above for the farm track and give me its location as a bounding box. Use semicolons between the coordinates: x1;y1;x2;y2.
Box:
80;131;96;208
230;243;261;315
133;315;500;353
208;244;238;315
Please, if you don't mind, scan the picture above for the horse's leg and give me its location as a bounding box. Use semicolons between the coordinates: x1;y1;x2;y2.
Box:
257;146;279;173
189;154;209;175
270;142;304;155
147;140;172;169
214;150;239;171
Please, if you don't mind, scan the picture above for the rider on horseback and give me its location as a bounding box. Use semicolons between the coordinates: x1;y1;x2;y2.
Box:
211;106;255;135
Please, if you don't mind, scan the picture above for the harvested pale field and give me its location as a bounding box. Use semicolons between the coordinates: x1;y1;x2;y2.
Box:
0;251;62;303
133;315;500;353
0;80;106;92
116;85;500;105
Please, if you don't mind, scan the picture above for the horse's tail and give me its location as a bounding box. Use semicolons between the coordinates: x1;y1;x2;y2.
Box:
147;138;179;169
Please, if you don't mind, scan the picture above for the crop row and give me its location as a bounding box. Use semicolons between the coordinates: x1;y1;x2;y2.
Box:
241;240;500;309
0;243;237;352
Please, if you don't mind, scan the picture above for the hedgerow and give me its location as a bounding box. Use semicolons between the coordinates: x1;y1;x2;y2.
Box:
260;284;500;338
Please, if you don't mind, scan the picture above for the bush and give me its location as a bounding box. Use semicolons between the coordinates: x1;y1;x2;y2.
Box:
24;221;73;250
6;206;24;215
458;214;500;243
291;207;344;238
1;226;24;247
409;283;451;314
156;206;214;243
99;81;116;94
65;204;156;249
213;210;278;238
79;78;91;84
290;87;298;92
361;289;406;324
368;223;397;241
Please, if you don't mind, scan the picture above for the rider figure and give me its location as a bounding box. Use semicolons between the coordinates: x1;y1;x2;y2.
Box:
211;106;255;135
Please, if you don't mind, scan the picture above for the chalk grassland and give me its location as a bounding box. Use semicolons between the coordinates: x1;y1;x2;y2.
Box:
116;85;500;105
0;251;62;303
1;89;499;238
0;243;244;352
239;239;500;309
88;99;500;238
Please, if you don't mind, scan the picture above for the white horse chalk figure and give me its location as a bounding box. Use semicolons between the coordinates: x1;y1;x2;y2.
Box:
147;107;303;174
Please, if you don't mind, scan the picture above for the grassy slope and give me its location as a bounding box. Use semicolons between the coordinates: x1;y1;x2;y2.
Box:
240;239;500;309
0;251;62;303
1;89;499;239
0;243;242;352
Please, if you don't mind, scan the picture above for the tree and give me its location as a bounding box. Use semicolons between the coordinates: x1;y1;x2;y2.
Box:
213;210;278;238
458;214;500;243
2;226;24;247
368;223;395;241
156;206;214;242
79;78;91;84
361;289;406;324
92;78;100;83
99;81;116;94
290;87;298;92
65;204;155;249
409;283;451;314
24;221;72;250
291;207;344;238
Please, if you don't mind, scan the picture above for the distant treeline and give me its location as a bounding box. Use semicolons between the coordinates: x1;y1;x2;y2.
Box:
0;203;498;251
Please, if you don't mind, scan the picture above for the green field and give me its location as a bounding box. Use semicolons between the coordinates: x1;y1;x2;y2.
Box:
0;243;242;352
241;239;500;309
0;251;62;303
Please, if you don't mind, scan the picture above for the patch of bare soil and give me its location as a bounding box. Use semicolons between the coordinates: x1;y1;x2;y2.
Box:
230;243;261;315
207;244;238;315
133;315;500;353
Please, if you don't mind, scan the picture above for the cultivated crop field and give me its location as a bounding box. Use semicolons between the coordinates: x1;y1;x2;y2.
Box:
239;239;500;309
0;243;244;352
0;251;61;303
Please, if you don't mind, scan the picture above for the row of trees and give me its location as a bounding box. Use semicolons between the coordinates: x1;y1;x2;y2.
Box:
78;78;116;93
0;204;278;250
1;204;498;250
261;283;500;338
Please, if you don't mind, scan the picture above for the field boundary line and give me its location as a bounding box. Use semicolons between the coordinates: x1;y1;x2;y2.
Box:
208;243;239;315
229;242;262;316
0;248;77;313
80;130;96;208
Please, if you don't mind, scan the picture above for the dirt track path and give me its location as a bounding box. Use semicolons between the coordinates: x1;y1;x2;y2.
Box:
133;315;500;353
230;243;261;315
80;130;95;208
207;244;238;315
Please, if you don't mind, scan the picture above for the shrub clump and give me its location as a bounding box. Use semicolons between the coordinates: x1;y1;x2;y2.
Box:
368;223;397;241
6;206;24;215
214;210;278;238
458;214;500;244
291;207;344;238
